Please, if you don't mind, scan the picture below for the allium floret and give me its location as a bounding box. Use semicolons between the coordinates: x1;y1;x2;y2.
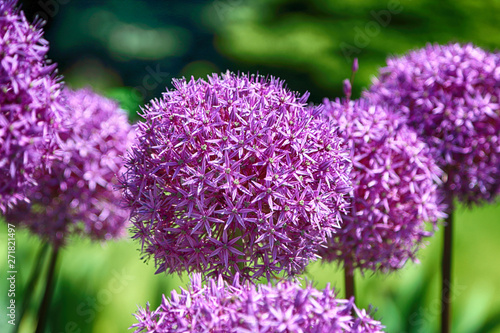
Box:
319;98;446;272
121;71;352;281
366;43;500;205
0;0;66;211
6;88;134;247
131;273;385;333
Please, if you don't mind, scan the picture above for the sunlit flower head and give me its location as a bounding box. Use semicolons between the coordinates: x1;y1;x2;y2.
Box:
6;88;135;247
0;0;66;211
319;98;446;273
131;273;385;333
366;43;500;205
121;71;353;281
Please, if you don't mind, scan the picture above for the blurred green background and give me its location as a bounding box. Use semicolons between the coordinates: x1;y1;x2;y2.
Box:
1;0;500;332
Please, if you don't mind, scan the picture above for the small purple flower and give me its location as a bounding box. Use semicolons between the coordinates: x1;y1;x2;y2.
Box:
352;58;359;73
319;98;446;273
5;88;135;247
131;273;385;333
121;71;353;281
0;0;66;211
366;43;500;205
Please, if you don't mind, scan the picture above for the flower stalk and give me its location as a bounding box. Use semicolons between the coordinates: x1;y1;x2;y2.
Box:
344;267;355;302
13;242;49;333
441;199;454;333
35;246;60;333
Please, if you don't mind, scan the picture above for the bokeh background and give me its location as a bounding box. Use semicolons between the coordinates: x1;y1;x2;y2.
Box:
1;0;500;332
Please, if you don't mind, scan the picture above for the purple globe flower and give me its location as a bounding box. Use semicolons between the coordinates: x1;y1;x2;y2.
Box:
319;98;446;273
131;273;385;333
366;43;500;205
121;71;353;281
5;88;135;247
0;0;66;211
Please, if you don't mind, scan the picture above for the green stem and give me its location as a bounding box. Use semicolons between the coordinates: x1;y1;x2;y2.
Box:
441;202;454;333
13;242;49;333
35;245;60;333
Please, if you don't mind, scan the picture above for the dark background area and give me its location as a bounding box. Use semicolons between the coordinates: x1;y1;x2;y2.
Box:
18;0;500;112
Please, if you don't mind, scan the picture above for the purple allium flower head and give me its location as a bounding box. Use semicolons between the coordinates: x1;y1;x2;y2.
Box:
5;88;135;247
121;71;353;281
131;273;385;333
0;0;66;211
318;98;446;273
365;43;500;205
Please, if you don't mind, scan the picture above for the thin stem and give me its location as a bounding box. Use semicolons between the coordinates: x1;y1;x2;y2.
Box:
35;245;60;333
441;202;454;333
344;264;355;301
13;242;49;333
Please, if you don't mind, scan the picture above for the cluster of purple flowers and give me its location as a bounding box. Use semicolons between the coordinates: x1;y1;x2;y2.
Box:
366;43;500;205
318;98;446;272
5;1;497;329
0;0;66;211
121;71;353;281
131;273;384;333
5;88;135;247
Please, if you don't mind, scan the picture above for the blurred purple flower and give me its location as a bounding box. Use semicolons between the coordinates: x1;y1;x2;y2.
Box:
366;43;500;205
319;98;446;273
0;0;66;211
6;88;135;247
343;79;352;100
131;273;385;333
120;71;353;281
352;58;359;73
